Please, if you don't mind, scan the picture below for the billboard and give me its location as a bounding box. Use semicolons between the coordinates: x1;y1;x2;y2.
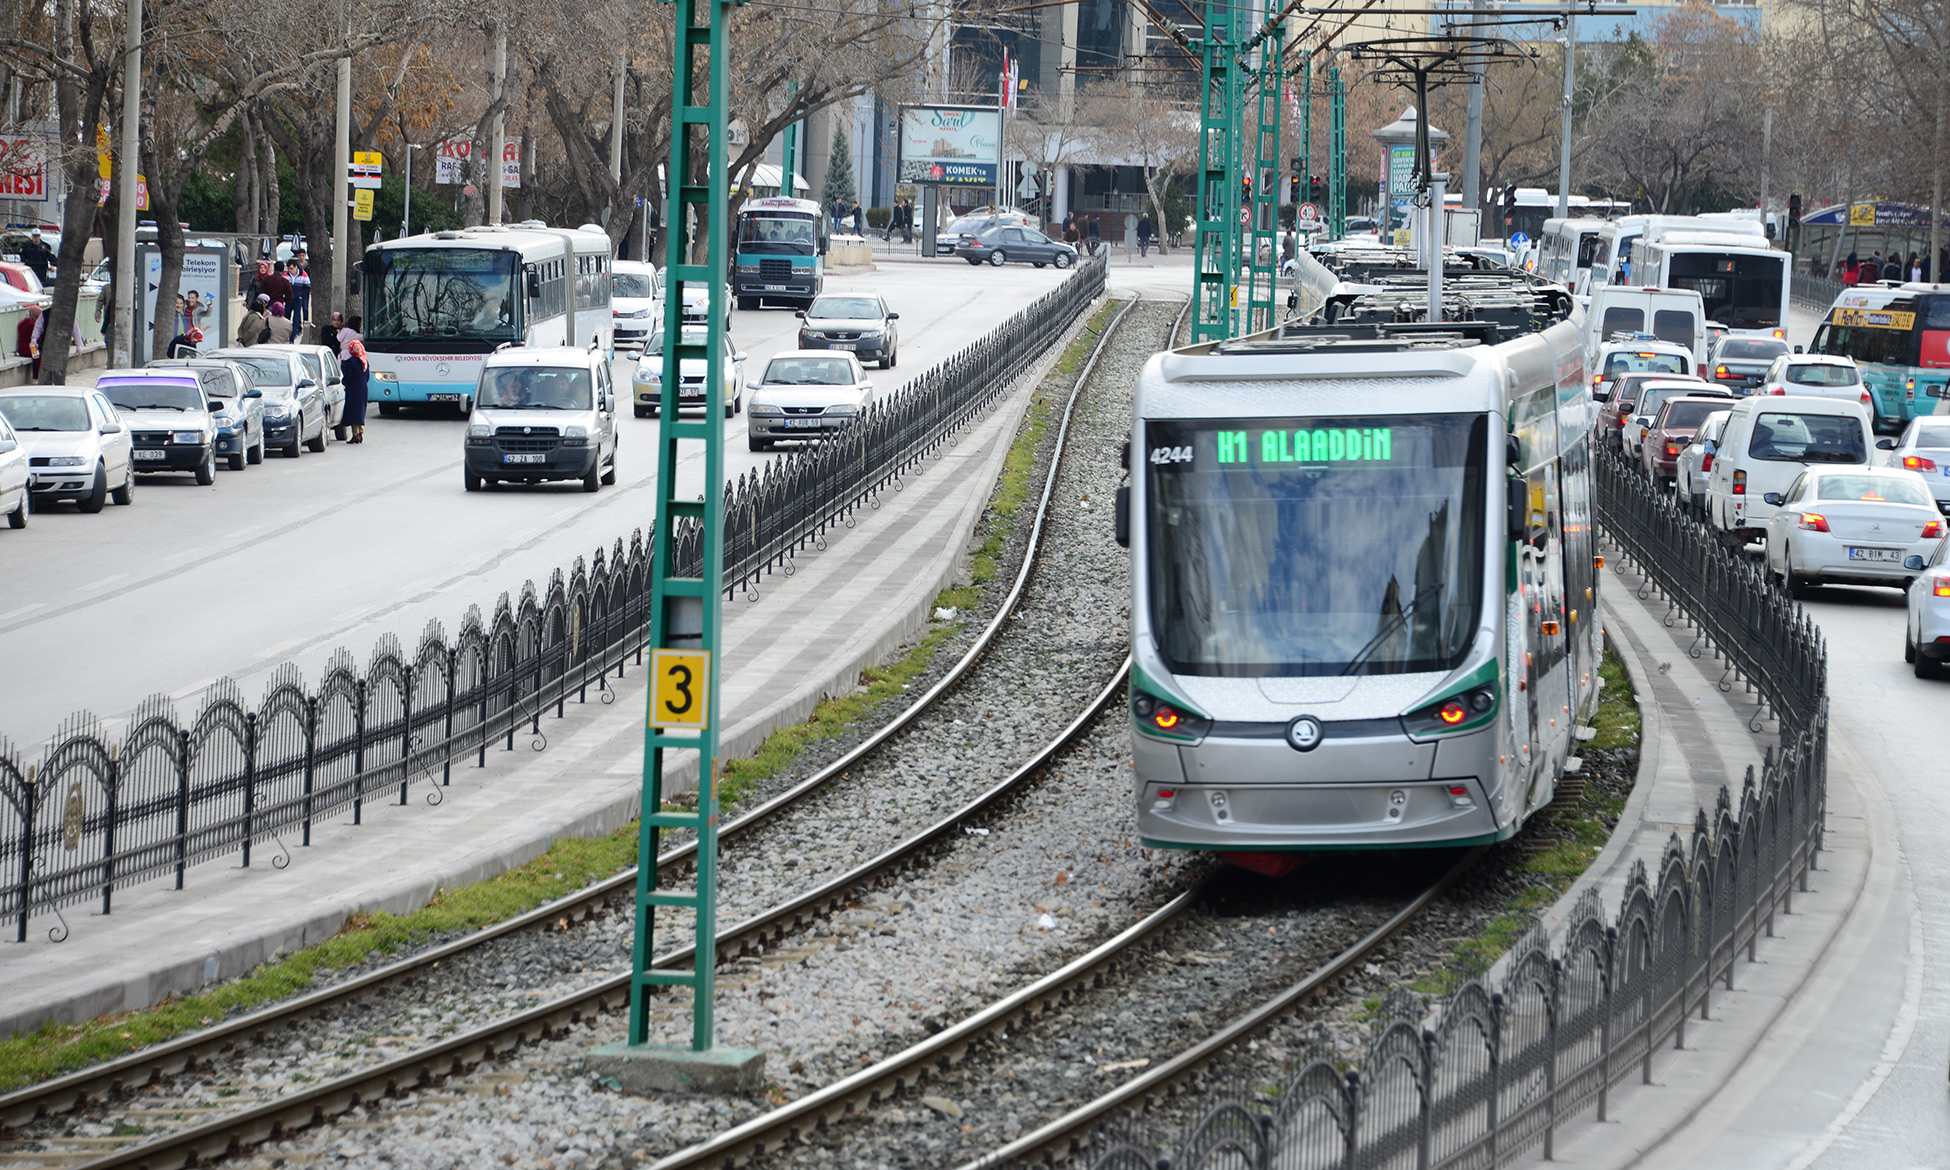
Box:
433;138;522;189
0;136;49;204
898;105;1001;187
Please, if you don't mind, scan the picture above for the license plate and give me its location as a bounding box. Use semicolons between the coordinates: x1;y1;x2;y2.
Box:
763;284;789;292
427;393;463;403
830;341;855;350
502;453;546;464
134;449;166;461
782;418;821;429
1847;546;1902;562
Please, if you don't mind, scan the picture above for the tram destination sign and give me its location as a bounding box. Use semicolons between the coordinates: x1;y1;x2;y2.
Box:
1152;426;1397;469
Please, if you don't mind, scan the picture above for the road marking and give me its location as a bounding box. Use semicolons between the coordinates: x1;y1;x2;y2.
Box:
0;602;47;622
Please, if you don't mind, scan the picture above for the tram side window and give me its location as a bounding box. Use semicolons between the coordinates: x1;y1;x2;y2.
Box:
1523;464;1569;677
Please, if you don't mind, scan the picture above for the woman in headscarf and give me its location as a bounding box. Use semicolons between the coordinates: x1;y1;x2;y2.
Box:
266;301;294;344
341;333;371;444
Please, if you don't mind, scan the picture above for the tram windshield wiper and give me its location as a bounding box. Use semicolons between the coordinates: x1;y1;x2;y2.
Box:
1339;580;1446;677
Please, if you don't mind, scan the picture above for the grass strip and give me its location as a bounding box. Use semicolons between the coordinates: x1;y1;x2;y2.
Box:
0;294;1127;1096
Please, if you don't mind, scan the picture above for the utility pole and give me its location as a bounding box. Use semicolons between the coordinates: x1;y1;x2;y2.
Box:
609;53;626;189
1555;14;1574;219
779;82;799;199
1758;106;1773;223
331;0;351;313
111;0;141;370
487;18;508;225
403;145;418;237
1460;9;1485;213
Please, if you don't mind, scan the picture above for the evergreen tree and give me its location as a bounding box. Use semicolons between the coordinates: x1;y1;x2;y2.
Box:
822;126;857;208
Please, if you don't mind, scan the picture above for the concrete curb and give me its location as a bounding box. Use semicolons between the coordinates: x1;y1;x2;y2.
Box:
0;293;1108;1038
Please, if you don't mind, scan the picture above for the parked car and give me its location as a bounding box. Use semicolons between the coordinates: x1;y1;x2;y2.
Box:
1674;409;1732;520
1641;395;1733;489
0;411;27;529
148;357;266;469
1903;534;1950;678
464;346;619;493
1880;415;1950;516
745;350;875;452
0;261;44;297
258;343;346;439
95;369;220;486
630;324;746;418
207;346;330;457
796;293;899;369
933;209;1039;256
1763;466;1944;595
1707;334;1790;394
611;260;658;350
959;224;1078;269
0;386;135;512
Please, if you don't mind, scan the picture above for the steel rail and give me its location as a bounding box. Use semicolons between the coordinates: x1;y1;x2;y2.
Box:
36;292;1155;1170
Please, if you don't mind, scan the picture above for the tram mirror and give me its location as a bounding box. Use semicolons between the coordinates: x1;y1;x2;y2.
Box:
1507;476;1527;541
1505;433;1522;466
1115;485;1130;548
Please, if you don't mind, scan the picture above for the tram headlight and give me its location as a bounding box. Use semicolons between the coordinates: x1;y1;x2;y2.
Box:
1404;684;1498;739
1131;688;1211;743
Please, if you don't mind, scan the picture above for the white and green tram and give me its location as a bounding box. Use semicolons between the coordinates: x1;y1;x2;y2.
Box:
1118;289;1601;863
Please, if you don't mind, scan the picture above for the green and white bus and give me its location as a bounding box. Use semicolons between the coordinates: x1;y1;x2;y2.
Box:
1810;283;1950;434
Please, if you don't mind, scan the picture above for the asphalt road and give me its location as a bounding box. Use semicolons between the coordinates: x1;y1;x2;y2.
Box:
0;258;1079;745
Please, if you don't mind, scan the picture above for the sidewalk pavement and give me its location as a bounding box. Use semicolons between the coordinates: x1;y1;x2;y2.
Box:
1505;548;1887;1169
0;298;1103;1040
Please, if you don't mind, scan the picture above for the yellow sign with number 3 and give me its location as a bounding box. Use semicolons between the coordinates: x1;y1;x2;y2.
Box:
649;649;711;729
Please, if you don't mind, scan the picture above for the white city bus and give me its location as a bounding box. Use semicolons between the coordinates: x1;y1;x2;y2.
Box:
361;223;613;415
1537;217;1610;289
1638;229;1791;336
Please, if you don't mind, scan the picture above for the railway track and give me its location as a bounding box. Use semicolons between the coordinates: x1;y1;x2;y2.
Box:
0;293;1164;1170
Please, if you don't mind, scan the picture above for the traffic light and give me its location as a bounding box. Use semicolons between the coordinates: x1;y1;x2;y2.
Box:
1309;176;1325;206
1502;185;1518;229
1788;193;1803;226
1289;173;1301;203
1242;173;1253;204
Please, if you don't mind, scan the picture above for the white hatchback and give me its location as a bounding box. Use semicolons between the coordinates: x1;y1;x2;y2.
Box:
1757;353;1870;409
1763;466;1944;594
0;386;135;513
0;411;27;529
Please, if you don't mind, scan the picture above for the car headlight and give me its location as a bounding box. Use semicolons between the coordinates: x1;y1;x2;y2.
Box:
826;403;859;417
748;403;782;417
262;402;290;418
172;430;203;444
639;367;661;382
47;455;85;467
623;308;652;319
467;422;492;439
563;424;590;441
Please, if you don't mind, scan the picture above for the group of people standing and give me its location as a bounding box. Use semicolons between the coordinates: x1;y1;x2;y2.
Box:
221;298;372;445
1839;249;1939;286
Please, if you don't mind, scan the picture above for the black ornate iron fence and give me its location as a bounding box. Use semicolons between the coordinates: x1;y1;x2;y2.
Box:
1035;445;1830;1170
0;256;1108;944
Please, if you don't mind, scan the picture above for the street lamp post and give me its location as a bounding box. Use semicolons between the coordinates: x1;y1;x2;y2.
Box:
403;145;422;238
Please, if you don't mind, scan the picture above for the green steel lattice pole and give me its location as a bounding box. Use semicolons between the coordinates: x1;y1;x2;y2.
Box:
1329;66;1347;241
1244;3;1283;334
630;0;733;1054
1190;0;1240;343
1300;54;1311;210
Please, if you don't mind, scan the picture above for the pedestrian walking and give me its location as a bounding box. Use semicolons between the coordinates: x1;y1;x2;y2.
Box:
1843;253;1860;286
341;334;371;443
237;294;272;346
1885;254;1904;282
1063;218;1080;246
266;301;294;344
1137;214;1154;258
16;302;42;379
289;260;311;325
899;199;913;244
1910;252;1923;282
1087;216;1102;255
339;314;363;361
850;201;864;236
18;229;53;286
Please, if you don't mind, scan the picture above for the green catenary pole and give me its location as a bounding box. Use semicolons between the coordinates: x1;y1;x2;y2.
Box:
1300;54;1312;208
1245;2;1284;333
1191;0;1240;343
779;81;799;198
631;0;734;1054
1329;66;1347;241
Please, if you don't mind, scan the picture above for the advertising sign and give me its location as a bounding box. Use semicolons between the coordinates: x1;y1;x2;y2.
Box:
1386;144;1416;199
353;189;375;222
0;136;49;204
897;105;1001;188
136;245;228;363
433;138;521;188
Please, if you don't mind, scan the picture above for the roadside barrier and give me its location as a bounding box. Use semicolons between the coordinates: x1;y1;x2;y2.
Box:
0;255;1108;943
1030;444;1829;1170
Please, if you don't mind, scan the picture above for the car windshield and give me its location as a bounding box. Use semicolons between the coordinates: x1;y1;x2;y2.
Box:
1787;363;1858;387
947;215;997;236
1814;474;1932;505
808;297;881;320
364;247;519;342
1146;413;1488;677
736;214;817;255
477;366;593;410
1751;412;1867;464
0;394;89;431
1604;351;1687;377
214;352;294;389
763;357;854;386
99;381;201;411
1659;400;1723;430
613;272;655;299
1720;338;1788;361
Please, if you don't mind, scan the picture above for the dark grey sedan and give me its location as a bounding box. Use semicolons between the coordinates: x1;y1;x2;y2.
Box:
960;225;1078;270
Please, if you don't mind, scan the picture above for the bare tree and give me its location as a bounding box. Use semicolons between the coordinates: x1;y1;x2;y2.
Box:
1080;76;1195;250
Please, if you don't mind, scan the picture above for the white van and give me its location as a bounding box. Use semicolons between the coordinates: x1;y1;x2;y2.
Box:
1585;286;1707;369
1703;396;1889;544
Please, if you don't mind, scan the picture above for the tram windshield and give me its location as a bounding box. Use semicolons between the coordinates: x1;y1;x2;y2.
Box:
1145;413;1489;677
